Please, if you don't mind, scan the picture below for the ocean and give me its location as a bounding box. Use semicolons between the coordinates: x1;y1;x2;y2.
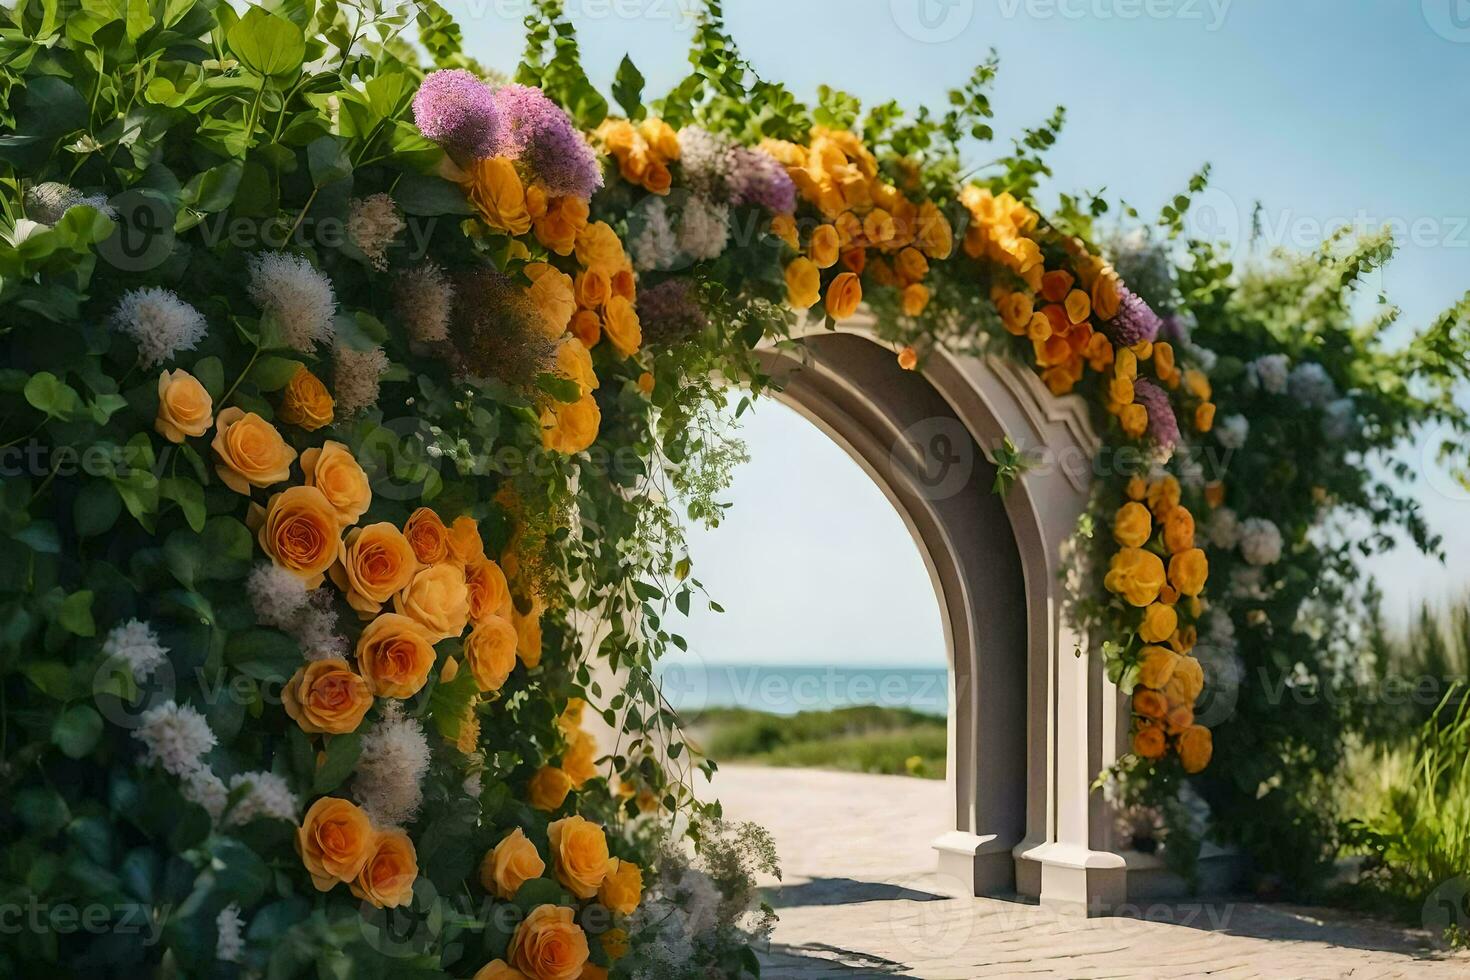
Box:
655;662;949;717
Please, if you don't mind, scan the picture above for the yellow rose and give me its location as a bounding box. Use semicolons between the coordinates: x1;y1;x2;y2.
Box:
466;557;513;623
1169;654;1205;703
474;961;528;980
637;371;655;395
863;207;896;245
1119;403;1147;438
1148;476;1181;519
1139;603;1178;645
1113;502;1152;548
535;196;590;256
525;262;577;339
1154;341;1176;379
448;515;486;566
300;440;371;525
1126;475;1147;501
784;257;821;309
638;117;680;160
355;613;437;698
601;295;641;358
1104;548;1166;607
331;523;420;616
610;267;635;301
1092;270;1121;320
825;271;862;321
808;224;840;269
1195;402;1216;432
509;905;589;980
570;309;602;349
1184;369;1212;401
996;291;1033;335
897;346;919;371
256;485;342;588
547;816;609;899
514;603;544;668
894;246;928;285
915;201;953;259
1168;548;1209;597
598;858;643;916
351;829;418;909
769;213;799;250
278;366;335;432
465;615;518;692
297;796;374;890
556;338;599;399
1132;722;1166;760
403;507;451;565
481;827;547;901
1133;688;1168;721
1165;702;1194;735
563;729;597;788
1109;376;1135;407
1064;288;1091;325
601;928;628;960
282;658;374;735
212;406;297;494
1163;507;1196;554
155;369;214;443
528;766;572;812
574;222;627;278
1177;724;1213;773
395;563;471;641
901;283;930;318
573;269;610;311
541;394;602;455
463;157;531;236
1137;645;1180;690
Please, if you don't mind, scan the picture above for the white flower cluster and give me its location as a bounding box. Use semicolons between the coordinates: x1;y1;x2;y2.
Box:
1239;516;1283;566
676;125;735;200
1215;414;1249;450
111;287;208;368
227;770;298;825
396;262;454;344
1204;608;1237;652
333;343;388;416
1207;507;1240;549
180;767;229;821
215;905;245;963
247;251;337;352
630;197;679;272
348;193;405;271
101;619;169;682
246;563;347;659
1230;565;1270;601
1288;362;1336;409
676;196;730;263
352;701;431;828
25;182;116;224
1322;397;1357;442
133;701;216;778
1246;353;1290;395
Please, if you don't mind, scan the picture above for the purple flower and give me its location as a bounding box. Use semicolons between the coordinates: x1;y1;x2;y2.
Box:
1106;283;1163;347
412;70;500;160
1133;378;1180;451
636;279;707;346
728;145;796;214
493;84;603;199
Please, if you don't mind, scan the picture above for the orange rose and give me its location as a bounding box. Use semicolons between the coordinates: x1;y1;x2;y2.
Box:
282;658;374;734
637;371;655;395
448;515;486;566
895;246;929;284
278;365;335;432
535;196;590;256
466;558;513;623
1132;723;1166;760
598;858;643;916
863;208;896;245
1120;403;1148;438
403;507;451;565
1092;269;1121;320
1177;724;1213;773
355;613;437;698
1139;603;1178;645
155;369;213;443
601;928;628;960
638;117;680;159
1195;402;1216;432
331;523;420;616
480;827;546;900
395;563;471;641
1103;548;1166;607
825;271;862;321
562;729;597;788
784;257;821;309
351;829;418;909
901;283;930;317
574;269;610;311
808;224;840;269
897;346;919;371
601;296;641;358
541;394;601;455
1163;507;1196;554
569;309;602;348
514;603;544;668
915;201;953;259
1168;655;1205;704
297;796;374;890
301;440;372;525
556;338;599;400
212;406;297;494
526;262;576;339
528;766;572;812
575;222;627;278
770;213;799;250
1138;645;1180;690
508;905;589;980
463;157;531;236
1133;688;1168;721
1148;476;1181;519
474;961;528;980
1165;703;1195;735
610;268;635;301
1113;502;1152;549
547;816;609;899
465;615;518;692
1168;548;1209;597
642;160;672;195
256;485;342;588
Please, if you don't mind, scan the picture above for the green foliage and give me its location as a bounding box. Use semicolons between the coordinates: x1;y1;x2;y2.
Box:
690;705;947;779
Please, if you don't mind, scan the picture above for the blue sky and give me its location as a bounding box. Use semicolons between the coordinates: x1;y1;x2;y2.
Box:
455;1;1470;664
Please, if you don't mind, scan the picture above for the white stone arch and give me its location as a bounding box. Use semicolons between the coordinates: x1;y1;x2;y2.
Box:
757;310;1139;912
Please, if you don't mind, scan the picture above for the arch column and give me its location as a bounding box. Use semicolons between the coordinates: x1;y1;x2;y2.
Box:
762;312;1133;913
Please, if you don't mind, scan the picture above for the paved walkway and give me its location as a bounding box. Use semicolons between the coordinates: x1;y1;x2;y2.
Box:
708;765;1470;979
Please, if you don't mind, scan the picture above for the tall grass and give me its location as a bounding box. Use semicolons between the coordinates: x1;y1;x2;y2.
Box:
685;706;947;778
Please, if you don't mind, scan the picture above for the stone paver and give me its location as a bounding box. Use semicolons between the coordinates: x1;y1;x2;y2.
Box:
707;765;1470;980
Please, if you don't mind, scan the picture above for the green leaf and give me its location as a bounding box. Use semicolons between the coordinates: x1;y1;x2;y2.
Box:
428;667;478;740
24;371;84;419
224;629;302;682
181;159;244;211
249;356;303;390
227;6;306;78
160;476;206;532
74;480;122;537
513;877;572;913
58;590;96;636
307;135;352;187
312;734;363;794
193;356;225;400
394;174;473;216
52;704;104;759
612;55;646;120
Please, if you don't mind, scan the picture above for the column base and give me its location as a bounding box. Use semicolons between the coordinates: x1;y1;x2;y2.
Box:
931;831;1017;897
1013;841;1127;916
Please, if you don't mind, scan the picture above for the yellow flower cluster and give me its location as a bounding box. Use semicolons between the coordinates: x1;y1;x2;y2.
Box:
593;117;679;196
961;186;1042;281
297;796;418;909
765;127;953;323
